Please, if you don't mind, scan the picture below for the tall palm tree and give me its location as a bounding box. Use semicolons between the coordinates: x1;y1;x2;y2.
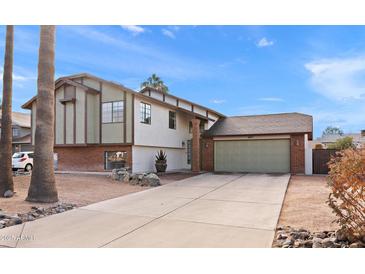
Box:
0;26;14;196
26;26;58;203
141;73;169;93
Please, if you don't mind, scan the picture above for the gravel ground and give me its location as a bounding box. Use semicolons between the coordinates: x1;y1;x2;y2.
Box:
277;175;338;232
0;172;197;215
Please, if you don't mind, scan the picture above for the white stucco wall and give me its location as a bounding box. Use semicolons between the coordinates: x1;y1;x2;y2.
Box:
134;97;192;148
133;96;193;172
132;146;190;173
304;133;313;175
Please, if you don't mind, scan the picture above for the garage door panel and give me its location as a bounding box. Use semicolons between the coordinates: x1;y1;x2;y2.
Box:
214;139;290;173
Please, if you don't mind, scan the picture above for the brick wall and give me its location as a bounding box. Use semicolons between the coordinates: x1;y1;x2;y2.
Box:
54;145;132;171
191;119;201;172
201;137;214;171
290;134;305;174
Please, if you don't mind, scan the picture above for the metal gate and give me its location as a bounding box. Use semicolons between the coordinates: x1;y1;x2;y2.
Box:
312;149;338;174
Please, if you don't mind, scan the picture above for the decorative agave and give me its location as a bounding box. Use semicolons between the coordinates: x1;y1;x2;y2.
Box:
155;150;167;162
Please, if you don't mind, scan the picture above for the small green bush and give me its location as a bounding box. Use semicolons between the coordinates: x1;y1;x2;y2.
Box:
327;136;355;150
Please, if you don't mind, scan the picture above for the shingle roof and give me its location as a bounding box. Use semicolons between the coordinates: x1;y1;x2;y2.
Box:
0;111;31;128
22;73;226;118
204;112;313;138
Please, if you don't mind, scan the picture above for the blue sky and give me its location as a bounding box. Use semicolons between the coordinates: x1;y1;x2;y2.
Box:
0;25;365;138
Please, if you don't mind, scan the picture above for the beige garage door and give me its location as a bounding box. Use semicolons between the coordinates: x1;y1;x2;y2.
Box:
214;139;290;173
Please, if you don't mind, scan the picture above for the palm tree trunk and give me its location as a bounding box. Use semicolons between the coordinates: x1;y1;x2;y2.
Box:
26;26;58;203
0;26;14;196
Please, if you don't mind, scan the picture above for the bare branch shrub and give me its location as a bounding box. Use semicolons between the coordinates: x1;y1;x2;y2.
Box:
327;148;365;241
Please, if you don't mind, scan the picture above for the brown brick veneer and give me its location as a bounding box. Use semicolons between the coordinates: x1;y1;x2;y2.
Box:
201;138;214;171
290;134;305;174
191;119;201;172
54;145;132;171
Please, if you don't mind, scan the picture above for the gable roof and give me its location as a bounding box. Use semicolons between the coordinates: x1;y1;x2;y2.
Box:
22;76;101;109
204;112;313;139
0;111;31;128
21;73;226;119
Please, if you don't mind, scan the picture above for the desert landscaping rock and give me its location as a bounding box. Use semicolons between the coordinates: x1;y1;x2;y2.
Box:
3;190;14;198
273;226;364;248
141;173;161;187
111;169;161;187
349;242;365;248
0;203;76;230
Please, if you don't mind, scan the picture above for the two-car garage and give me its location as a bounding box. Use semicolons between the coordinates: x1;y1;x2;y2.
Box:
202;113;313;174
214;139;290;173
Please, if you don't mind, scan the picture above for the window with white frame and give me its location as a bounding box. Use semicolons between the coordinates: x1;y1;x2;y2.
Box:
102;101;124;123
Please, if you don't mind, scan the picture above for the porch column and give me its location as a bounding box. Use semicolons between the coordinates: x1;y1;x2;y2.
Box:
191;118;201;172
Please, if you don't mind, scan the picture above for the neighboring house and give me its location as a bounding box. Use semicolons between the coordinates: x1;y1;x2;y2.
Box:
22;73;313;174
312;131;365;149
0;111;33;153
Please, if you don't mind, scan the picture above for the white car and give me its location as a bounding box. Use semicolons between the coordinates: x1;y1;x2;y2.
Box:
12;151;34;172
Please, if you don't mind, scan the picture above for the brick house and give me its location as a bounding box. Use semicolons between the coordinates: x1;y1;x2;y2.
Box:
22;73;313;174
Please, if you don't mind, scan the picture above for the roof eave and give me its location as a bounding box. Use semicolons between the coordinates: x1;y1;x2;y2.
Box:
22;96;37;109
140;86;226;118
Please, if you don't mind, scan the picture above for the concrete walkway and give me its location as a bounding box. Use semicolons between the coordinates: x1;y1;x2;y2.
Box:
0;173;290;248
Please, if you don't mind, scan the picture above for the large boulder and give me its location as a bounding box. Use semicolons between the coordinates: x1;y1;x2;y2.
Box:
3;190;14;198
141;173;161;187
119;171;130;183
129;173;139;185
111;168;129;182
111;170;160;187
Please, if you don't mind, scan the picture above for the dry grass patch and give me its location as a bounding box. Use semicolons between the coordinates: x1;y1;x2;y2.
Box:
277;175;338;232
0;172;197;215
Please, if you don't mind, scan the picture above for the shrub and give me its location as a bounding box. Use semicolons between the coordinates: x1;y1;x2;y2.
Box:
315;143;324;149
327;148;365;241
327;136;355;150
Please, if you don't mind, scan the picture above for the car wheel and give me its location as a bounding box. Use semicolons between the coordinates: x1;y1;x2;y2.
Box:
25;164;33;172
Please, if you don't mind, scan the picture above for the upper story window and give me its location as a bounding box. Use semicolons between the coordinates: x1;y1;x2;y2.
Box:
12;128;20;137
169;111;176;129
140;102;151;124
102;101;124;123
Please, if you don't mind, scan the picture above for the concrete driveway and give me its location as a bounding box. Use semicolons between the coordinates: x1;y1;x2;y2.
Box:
0;173;290;248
